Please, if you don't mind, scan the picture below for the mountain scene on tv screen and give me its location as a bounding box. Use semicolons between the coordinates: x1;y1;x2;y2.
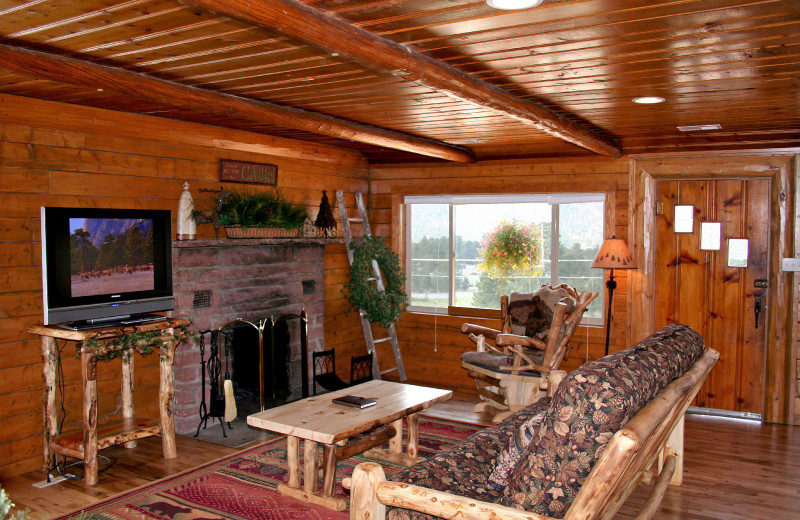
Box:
69;218;155;298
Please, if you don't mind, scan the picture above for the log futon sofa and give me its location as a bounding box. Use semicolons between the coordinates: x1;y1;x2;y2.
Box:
349;324;718;520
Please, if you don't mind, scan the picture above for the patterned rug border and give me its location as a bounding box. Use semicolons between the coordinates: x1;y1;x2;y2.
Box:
53;414;485;520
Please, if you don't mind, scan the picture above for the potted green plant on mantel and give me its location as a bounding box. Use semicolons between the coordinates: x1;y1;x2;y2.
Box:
219;188;308;238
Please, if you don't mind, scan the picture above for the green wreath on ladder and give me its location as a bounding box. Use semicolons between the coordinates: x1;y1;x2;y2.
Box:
344;236;408;328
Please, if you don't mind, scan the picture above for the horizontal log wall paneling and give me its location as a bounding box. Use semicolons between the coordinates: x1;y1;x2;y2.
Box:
368;158;630;394
0;93;368;477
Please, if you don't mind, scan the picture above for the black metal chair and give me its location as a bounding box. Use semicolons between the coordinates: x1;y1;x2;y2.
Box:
312;349;349;395
312;349;374;395
349;353;373;386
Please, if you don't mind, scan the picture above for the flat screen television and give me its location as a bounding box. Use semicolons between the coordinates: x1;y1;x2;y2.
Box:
41;206;174;328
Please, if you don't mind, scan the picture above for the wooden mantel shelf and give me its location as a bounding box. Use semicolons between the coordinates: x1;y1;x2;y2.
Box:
173;237;344;248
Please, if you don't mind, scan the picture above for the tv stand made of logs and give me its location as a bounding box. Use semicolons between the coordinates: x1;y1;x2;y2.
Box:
27;317;189;486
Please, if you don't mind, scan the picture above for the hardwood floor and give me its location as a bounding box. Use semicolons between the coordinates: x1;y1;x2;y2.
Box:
3;398;799;519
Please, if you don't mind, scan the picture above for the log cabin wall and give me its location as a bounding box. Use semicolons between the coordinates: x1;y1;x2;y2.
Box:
0;93;369;476
367;158;631;396
368;154;800;422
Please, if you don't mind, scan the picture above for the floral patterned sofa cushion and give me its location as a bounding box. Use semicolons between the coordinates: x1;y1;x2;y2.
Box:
487;408;547;489
386;398;551;520
500;324;705;518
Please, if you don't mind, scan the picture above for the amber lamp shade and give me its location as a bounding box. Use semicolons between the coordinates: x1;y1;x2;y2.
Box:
591;237;636;356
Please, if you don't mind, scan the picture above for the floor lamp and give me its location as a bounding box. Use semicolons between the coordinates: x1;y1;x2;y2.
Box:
590;237;636;356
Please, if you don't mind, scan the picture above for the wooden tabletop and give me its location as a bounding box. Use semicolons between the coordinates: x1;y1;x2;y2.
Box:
27;317;190;341
247;380;452;445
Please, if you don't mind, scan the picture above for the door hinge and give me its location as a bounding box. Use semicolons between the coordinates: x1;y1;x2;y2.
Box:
656;201;664;215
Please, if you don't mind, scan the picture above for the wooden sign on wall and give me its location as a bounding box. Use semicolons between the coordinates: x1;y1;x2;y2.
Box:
220;159;278;185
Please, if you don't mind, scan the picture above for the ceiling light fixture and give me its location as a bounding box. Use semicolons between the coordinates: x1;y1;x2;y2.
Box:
445;139;483;145
632;96;665;104
677;124;722;132
486;0;543;10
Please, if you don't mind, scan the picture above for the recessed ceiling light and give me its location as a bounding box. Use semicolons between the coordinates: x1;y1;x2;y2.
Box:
486;0;543;10
632;96;665;104
677;124;722;132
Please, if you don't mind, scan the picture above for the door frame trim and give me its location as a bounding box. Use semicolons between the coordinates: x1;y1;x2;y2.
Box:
629;156;794;424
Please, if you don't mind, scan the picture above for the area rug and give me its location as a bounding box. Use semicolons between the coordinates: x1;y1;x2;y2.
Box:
55;416;483;520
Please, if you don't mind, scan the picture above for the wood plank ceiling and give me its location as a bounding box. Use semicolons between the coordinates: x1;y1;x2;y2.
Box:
0;0;796;164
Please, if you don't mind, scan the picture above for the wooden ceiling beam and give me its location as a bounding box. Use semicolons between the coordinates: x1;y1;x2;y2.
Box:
0;43;475;163
187;0;622;158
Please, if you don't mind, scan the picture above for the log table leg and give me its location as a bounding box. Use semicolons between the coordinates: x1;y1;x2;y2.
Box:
286;435;300;488
406;413;420;461
277;437;347;511
322;444;337;497
388;418;403;456
304;439;318;493
81;350;99;486
41;336;57;478
364;416;423;467
121;349;136;449
159;338;177;459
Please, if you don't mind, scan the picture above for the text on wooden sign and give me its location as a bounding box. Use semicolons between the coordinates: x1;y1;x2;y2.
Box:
220;159;278;185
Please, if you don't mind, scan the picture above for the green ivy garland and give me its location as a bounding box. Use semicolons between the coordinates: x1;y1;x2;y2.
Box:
75;322;192;362
344;236;408;328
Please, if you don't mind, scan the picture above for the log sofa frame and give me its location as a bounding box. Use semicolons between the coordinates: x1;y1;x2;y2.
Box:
349;347;719;520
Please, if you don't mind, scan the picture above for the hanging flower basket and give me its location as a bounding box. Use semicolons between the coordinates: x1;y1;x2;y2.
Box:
478;220;544;278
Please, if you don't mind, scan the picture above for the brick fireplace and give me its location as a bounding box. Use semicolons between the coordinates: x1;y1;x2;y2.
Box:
170;238;329;434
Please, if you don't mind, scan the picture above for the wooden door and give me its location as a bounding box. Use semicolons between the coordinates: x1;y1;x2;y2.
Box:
655;179;769;416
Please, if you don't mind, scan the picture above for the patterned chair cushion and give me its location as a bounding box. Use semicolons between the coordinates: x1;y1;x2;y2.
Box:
460;350;513;369
500;324;705;518
508;286;575;340
460;350;543;376
386;398;552;520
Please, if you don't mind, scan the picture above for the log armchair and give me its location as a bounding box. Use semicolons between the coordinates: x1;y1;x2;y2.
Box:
461;284;598;422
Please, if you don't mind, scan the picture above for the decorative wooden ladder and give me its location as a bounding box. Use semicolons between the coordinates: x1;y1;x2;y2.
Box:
335;191;407;382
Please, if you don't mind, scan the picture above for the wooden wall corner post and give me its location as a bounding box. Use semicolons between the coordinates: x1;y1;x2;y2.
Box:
80;346;99;486
121;349;136;449
41;335;57;477
349;462;387;520
159;337;177;459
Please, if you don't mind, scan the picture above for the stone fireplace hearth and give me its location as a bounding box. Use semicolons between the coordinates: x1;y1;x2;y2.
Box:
170;238;330;435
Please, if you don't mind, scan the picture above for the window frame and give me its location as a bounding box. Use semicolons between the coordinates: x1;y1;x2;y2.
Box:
404;192;606;325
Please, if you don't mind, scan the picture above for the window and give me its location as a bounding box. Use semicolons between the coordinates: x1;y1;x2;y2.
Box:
405;193;605;322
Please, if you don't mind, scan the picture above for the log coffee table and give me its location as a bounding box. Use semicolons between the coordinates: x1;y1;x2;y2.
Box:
247;380;452;511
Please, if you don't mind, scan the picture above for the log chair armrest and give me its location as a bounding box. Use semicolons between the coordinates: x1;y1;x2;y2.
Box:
461;323;502;340
499;363;549;374
348;462;553;520
500;345;549;374
496;333;546;350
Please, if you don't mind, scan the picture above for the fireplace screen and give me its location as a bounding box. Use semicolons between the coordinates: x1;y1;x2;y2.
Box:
194;311;309;437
